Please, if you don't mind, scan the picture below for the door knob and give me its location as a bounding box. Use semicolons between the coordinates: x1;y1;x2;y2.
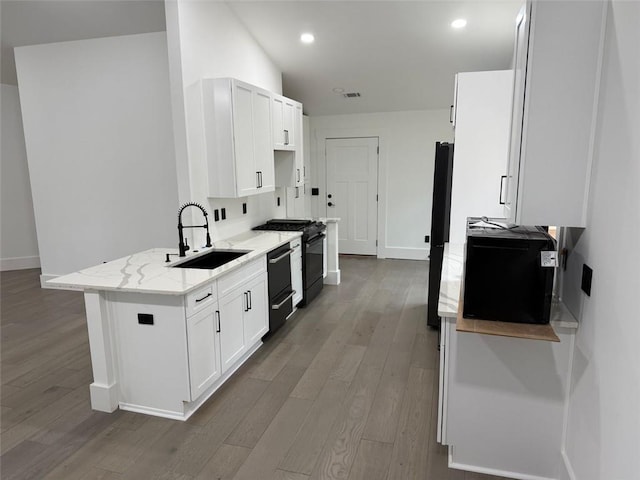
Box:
328;202;334;207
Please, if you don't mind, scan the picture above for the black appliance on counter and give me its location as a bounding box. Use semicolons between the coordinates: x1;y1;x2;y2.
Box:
253;219;326;307
463;219;556;324
265;243;295;335
427;142;455;328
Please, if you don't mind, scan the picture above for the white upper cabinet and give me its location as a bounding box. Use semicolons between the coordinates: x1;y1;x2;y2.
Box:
449;70;513;244
504;0;607;227
274;95;304;189
272;94;300;151
202;78;275;198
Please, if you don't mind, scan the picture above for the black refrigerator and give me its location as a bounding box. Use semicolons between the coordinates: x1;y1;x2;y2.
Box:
427;142;454;328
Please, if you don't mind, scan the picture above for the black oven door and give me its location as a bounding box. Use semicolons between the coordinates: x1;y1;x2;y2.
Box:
304;233;325;288
267;243;293;300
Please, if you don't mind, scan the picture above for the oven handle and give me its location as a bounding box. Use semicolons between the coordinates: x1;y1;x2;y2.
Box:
269;248;294;264
272;290;296;310
306;233;326;247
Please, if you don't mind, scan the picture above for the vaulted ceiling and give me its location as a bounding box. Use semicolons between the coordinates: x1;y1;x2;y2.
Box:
1;0;522;116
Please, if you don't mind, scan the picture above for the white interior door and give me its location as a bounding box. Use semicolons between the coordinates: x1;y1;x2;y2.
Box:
326;137;378;255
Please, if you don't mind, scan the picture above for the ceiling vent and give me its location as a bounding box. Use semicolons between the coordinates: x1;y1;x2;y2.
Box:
343;92;361;98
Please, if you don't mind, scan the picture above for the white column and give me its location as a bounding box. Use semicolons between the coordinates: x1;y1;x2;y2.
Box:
322;218;341;285
84;291;119;412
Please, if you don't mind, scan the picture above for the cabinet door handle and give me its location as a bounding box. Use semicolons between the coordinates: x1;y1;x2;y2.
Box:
295;187;299;199
449;105;454;124
215;310;221;333
297;168;301;182
248;290;252;310
256;171;260;188
259;171;263;188
195;292;212;303
284;130;289;145
499;175;507;205
244;292;249;312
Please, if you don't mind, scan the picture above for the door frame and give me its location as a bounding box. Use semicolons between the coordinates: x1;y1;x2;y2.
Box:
313;128;388;259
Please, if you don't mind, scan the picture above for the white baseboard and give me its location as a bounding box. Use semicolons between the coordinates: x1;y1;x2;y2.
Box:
448;448;558;480
0;255;40;271
324;269;340;285
380;247;428;261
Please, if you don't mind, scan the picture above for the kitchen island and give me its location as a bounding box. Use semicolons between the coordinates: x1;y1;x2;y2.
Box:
48;231;301;420
436;244;578;480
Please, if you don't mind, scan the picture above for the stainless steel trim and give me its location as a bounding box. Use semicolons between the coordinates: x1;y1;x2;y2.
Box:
268;248;294;264
272;290;295;310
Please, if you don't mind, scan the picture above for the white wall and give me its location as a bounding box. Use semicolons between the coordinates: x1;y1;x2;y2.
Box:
164;0;285;249
309;110;453;260
0;84;40;270
15;32;179;278
562;2;640;479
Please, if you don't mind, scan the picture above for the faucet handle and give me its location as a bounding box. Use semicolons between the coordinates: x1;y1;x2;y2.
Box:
184;237;190;252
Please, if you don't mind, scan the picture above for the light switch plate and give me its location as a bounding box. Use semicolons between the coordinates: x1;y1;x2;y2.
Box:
540;251;559;267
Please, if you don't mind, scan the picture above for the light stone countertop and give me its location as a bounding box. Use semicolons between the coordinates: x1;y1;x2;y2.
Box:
436;243;578;330
46;231;302;296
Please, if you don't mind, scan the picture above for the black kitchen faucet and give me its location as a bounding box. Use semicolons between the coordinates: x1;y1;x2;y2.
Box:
177;202;212;257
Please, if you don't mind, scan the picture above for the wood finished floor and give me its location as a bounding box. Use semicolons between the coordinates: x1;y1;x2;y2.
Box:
1;257;512;480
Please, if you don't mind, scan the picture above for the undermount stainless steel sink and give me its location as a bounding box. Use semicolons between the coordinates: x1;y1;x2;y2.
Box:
172;250;250;270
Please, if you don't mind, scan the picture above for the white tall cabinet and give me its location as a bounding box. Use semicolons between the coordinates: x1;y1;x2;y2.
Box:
504;0;607;227
449;70;513;244
202;78;275;197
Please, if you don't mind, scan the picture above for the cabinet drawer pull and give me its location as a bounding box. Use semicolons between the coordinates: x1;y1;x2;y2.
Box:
195;292;212;303
272;291;295;310
244;292;249;312
269;249;294;264
215;310;221;333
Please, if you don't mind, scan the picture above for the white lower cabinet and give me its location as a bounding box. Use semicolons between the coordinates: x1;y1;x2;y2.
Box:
109;256;269;420
243;274;269;346
438;315;576;479
186;306;221;400
217;271;268;372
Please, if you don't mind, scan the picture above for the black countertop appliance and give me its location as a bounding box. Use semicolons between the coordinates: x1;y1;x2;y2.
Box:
463;218;556;324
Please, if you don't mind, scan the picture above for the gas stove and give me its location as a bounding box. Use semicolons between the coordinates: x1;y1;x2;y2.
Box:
253;219;325;239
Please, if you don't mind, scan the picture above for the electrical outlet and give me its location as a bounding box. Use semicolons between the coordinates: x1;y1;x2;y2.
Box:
311;188;319;196
242;203;247;214
581;264;593;296
214;209;219;222
424;235;430;243
221;208;226;220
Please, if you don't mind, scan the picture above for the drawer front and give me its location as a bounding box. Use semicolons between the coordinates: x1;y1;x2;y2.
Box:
218;256;266;298
185;282;217;318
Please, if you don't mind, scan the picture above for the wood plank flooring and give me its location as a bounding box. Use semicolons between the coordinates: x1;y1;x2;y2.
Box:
1;258;512;480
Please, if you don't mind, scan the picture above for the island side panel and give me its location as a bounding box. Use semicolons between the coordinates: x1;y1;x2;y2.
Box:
84;291;119;412
324;219;340;285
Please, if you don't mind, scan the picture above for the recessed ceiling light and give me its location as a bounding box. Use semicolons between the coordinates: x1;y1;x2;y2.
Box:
451;19;467;29
300;33;315;44
332;87;345;94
